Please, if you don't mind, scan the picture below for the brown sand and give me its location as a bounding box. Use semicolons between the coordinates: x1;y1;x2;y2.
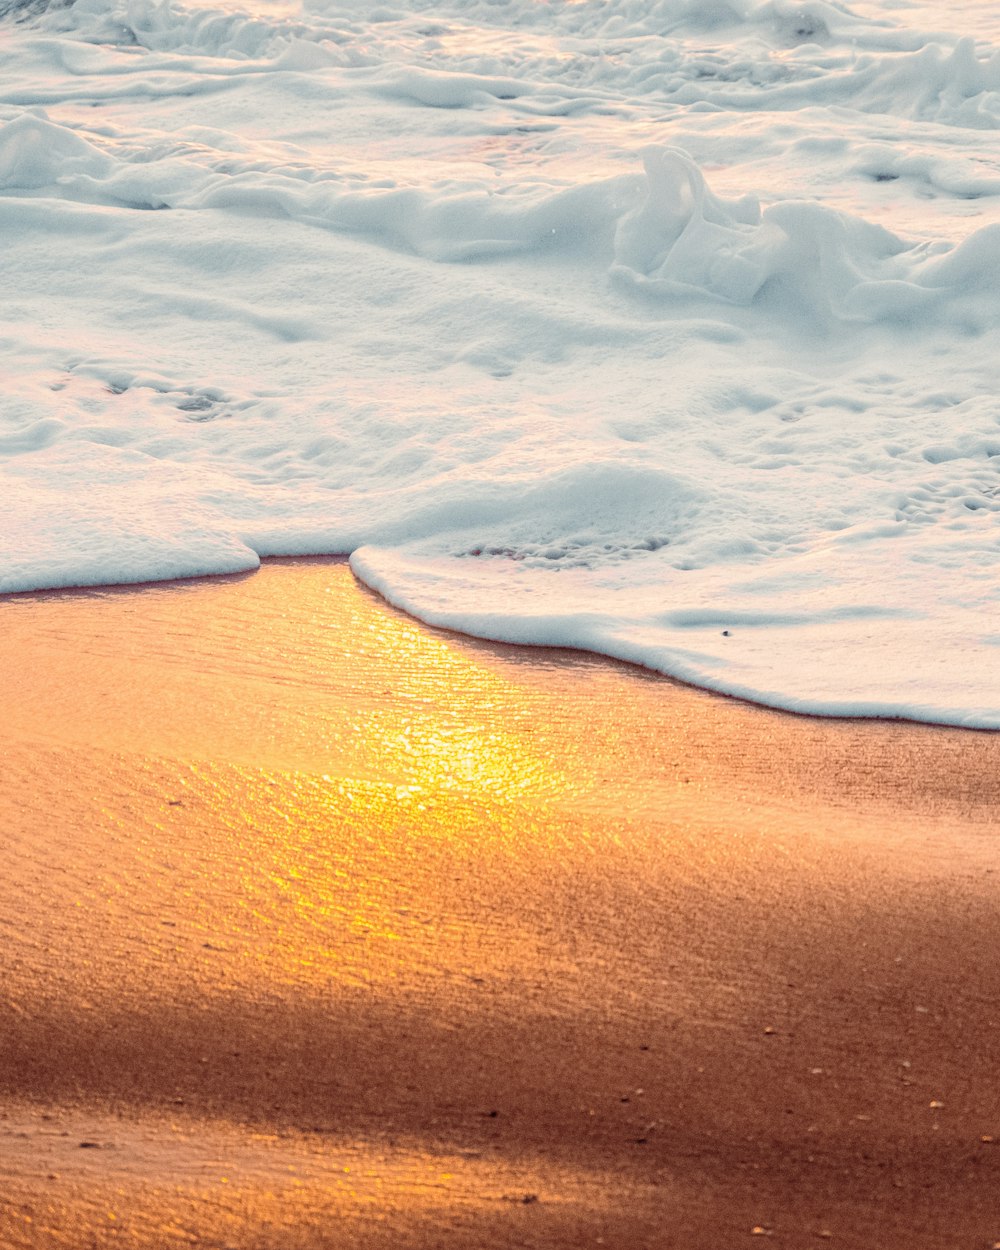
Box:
1;558;999;1249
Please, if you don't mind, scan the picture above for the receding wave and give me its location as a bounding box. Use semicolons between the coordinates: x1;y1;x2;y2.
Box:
0;0;998;726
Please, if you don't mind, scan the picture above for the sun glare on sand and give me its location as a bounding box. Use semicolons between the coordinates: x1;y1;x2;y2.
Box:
1;559;992;1008
3;563;1000;1248
0;561;634;1004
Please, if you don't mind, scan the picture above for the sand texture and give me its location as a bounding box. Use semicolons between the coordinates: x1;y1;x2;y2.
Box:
1;560;999;1249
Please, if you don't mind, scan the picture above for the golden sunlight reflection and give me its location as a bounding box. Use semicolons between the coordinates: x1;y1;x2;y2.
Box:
343;607;575;805
2;559;995;1017
4;561;1000;1250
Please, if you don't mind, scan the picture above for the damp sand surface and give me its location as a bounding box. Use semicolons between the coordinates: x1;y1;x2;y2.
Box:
1;559;999;1249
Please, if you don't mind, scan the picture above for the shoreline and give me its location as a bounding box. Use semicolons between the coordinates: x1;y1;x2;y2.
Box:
7;553;999;735
2;560;999;1249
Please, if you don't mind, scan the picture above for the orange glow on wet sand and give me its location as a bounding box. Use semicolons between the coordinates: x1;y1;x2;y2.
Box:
1;560;999;1249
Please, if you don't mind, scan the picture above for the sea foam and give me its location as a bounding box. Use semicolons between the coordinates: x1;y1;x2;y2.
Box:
1;0;998;725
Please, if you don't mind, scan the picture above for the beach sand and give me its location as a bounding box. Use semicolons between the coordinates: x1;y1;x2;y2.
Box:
1;559;999;1249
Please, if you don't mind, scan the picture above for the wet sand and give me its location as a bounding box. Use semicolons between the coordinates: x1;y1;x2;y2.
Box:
1;558;999;1249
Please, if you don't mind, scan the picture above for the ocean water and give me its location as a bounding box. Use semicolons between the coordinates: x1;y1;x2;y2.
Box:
1;0;997;725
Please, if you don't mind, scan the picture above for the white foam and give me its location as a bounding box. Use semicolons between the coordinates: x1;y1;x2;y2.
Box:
0;0;997;725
